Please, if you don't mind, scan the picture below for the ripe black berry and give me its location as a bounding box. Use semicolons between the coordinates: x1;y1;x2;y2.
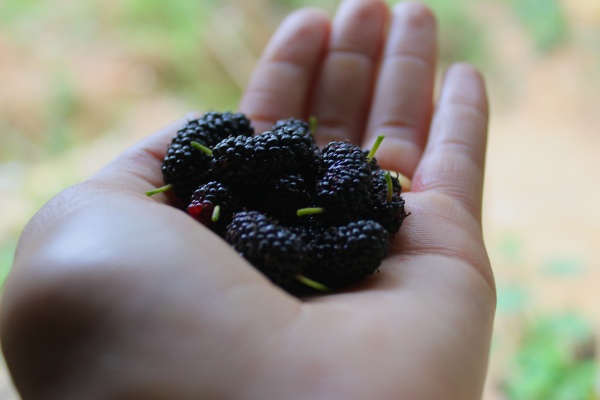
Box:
272;118;317;146
242;173;313;224
188;111;255;146
187;181;240;237
367;170;408;235
301;220;389;287
161;112;254;201
225;211;307;288
211;129;318;186
320;141;366;171
315;158;374;223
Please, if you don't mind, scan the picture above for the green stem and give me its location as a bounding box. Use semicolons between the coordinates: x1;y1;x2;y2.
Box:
191;141;213;156
297;207;325;217
385;171;393;202
309;116;318;134
146;184;173;196
211;205;221;222
366;135;385;160
295;274;331;292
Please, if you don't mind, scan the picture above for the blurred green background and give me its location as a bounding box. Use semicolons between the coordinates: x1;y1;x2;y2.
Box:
1;0;600;398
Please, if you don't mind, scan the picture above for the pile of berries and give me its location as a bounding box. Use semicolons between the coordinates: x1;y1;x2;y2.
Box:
150;111;408;293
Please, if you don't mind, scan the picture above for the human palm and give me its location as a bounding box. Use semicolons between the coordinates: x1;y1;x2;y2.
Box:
1;1;495;399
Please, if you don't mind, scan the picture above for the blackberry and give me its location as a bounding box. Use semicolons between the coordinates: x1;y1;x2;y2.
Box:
362;149;381;171
161;112;254;201
315;158;373;223
272;117;309;133
367;170;408;235
187;111;255;147
161;141;215;201
242;173;313;224
301;220;389;287
320;141;366;171
187;181;240;237
225;211;307;288
211;129;318;186
272;118;316;145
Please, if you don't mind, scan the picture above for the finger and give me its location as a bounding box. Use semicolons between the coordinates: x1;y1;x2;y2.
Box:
238;9;330;134
309;0;389;146
363;2;437;177
411;63;489;221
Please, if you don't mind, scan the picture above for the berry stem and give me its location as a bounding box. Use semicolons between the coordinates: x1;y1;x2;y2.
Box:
295;274;331;292
366;135;385;161
211;205;221;222
385;171;393;202
191;141;213;156
297;207;325;217
146;184;173;196
309;116;318;134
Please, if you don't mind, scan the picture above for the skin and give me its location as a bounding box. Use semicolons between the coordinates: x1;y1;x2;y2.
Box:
1;1;495;399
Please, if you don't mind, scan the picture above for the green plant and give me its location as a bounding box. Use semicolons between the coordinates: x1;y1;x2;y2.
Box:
388;0;488;67
508;0;567;53
0;241;16;288
503;313;596;400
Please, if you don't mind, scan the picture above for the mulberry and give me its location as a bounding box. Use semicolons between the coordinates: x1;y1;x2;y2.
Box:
225;211;307;288
161;112;254;200
315;158;373;222
187;181;240;237
367;170;408;235
211;129;317;186
301;220;389;287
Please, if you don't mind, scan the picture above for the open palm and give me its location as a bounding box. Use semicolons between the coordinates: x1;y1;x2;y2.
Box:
1;1;495;399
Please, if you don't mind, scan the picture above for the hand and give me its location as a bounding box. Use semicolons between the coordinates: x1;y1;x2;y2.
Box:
1;1;494;399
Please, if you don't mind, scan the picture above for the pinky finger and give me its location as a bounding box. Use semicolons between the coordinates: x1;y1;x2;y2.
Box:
411;63;489;222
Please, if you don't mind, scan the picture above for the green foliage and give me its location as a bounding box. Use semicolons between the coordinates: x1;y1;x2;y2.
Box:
499;231;525;263
116;0;217;53
112;0;220;104
542;257;586;277
0;0;42;25
275;0;338;12
508;0;567;52
388;0;488;67
504;313;596;400
497;284;529;314
45;72;80;156
0;242;16;289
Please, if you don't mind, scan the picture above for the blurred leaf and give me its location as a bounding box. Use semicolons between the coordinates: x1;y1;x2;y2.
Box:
509;0;567;52
504;313;596;400
0;241;16;289
0;0;45;24
388;0;488;67
497;284;529;314
552;362;596;400
499;231;524;263
45;72;80;155
542;257;586;277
